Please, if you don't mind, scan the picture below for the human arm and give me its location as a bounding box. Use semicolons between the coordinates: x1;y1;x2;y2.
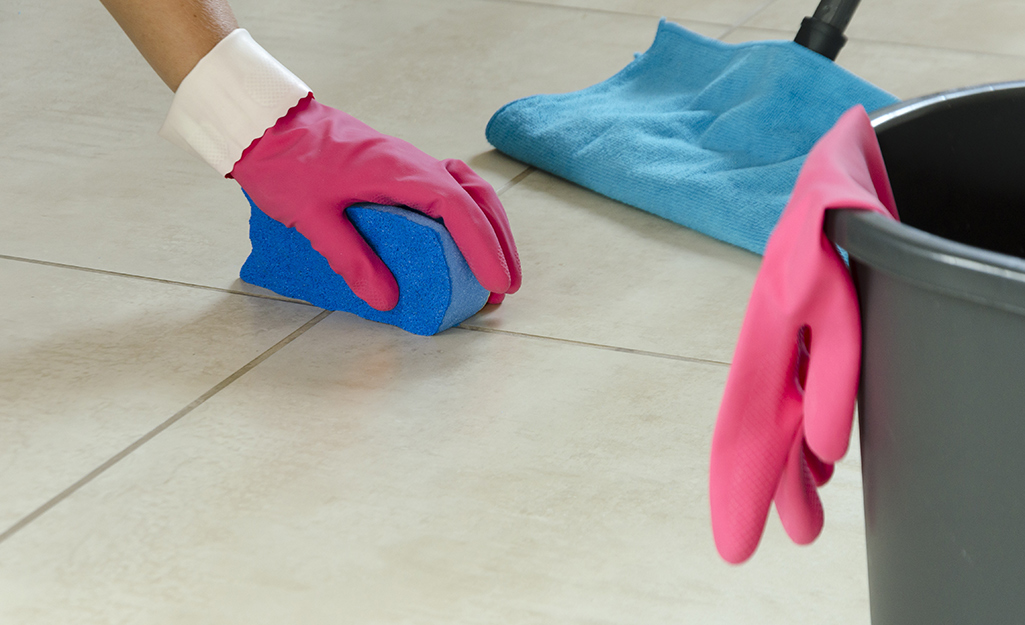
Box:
99;0;521;310
98;0;237;91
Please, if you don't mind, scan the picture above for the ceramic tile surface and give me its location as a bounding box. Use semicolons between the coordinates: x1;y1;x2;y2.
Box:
0;317;869;625
748;0;1025;57
722;27;1025;100
0;258;319;531
1;0;710;291
507;0;773;26
1;0;1012;621
465;171;760;363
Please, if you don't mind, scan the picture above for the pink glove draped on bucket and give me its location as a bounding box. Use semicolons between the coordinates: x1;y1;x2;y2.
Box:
710;106;899;564
230;95;522;312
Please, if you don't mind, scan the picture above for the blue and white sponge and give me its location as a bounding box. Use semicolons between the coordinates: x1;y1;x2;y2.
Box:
239;194;490;336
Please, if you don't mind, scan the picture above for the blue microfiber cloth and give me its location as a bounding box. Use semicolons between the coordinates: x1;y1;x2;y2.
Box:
240;193;490;336
486;19;899;254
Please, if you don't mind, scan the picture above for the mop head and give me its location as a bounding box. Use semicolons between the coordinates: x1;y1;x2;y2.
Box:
240;194;490;336
486;19;899;254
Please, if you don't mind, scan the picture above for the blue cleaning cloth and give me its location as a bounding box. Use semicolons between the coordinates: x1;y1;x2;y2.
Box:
486;19;899;254
240;194;490;336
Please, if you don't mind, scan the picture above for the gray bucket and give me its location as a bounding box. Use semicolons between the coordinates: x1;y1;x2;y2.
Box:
825;81;1025;625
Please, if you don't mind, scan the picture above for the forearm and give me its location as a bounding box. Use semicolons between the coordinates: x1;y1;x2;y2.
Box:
99;0;238;91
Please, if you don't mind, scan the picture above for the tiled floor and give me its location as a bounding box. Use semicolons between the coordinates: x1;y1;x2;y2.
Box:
2;0;1023;622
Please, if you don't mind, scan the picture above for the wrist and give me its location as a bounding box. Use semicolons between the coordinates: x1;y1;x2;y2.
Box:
158;28;312;176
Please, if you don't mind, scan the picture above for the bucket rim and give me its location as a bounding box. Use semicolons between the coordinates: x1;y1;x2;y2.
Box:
825;80;1025;315
826;209;1025;315
869;80;1025;132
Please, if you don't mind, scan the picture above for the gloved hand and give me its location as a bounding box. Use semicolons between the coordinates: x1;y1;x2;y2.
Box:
709;106;899;564
159;29;521;311
229;95;519;311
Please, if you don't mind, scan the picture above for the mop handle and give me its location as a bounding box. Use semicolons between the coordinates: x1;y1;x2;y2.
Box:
794;0;862;61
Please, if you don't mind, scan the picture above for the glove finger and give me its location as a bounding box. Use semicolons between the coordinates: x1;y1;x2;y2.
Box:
710;303;806;563
796;323;841;487
443;159;522;296
296;207;400;312
711;393;804;563
804;439;835;487
388;163;511;296
774;429;825;546
336;152;514;295
802;260;862;463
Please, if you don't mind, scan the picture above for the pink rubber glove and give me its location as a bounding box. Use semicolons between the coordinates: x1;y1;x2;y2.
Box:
709;106;899;564
230;94;521;311
158;29;520;313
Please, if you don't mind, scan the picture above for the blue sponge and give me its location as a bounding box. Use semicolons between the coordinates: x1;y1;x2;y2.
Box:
239;193;490;336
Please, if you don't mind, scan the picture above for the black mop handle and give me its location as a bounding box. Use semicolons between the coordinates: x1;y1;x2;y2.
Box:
794;0;862;60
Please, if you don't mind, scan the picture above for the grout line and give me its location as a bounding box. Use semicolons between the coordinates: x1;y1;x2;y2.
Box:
839;34;1025;60
719;0;779;40
1;161;533;298
0;310;332;546
478;0;734;32
715;14;1025;60
0;253;315;307
479;0;680;20
495;166;536;196
482;0;1025;61
456;324;731;367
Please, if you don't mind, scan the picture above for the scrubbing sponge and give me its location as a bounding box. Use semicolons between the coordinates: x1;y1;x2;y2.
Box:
239;193;490;335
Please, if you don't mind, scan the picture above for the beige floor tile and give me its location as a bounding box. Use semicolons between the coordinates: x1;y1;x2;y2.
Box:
723;27;1025;101
236;0;687;179
835;40;1025;102
0;258;319;531
0;316;869;624
0;0;692;292
501;0;772;26
1;0;287;291
748;0;1025;57
465;171;761;363
1;0;912;620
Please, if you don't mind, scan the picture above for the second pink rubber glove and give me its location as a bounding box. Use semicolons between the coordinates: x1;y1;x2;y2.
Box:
710;106;899;564
230;94;521;312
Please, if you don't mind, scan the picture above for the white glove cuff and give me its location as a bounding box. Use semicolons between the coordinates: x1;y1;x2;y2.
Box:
159;29;312;176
